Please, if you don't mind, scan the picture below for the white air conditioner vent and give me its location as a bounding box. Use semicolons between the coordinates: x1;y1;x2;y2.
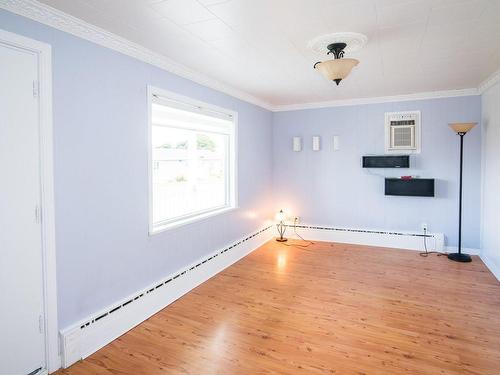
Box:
385;111;421;154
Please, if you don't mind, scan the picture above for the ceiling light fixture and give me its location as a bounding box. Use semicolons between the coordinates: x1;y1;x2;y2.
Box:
314;43;359;85
309;32;366;86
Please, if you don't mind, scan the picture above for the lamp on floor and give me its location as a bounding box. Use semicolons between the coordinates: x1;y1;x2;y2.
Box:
448;122;476;263
275;209;287;242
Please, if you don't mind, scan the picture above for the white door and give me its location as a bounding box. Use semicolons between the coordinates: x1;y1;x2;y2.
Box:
0;42;47;374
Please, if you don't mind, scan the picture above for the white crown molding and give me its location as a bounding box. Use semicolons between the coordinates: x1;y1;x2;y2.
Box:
1;0;498;113
478;68;500;94
271;88;480;112
0;0;273;110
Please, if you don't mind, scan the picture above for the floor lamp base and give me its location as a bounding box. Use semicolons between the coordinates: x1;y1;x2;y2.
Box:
447;252;472;263
276;238;288;242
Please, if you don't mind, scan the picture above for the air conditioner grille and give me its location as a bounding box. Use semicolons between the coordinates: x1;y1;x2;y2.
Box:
392;126;414;148
385;111;420;153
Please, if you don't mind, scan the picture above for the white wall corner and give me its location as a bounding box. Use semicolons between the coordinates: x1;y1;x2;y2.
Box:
478;68;500;94
479;254;500;282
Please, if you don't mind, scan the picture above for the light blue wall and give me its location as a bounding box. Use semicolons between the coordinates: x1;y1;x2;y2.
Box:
272;96;482;249
0;9;274;328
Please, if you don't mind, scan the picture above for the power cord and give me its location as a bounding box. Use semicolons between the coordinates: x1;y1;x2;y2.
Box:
284;218;314;248
365;168;387;178
419;227;446;257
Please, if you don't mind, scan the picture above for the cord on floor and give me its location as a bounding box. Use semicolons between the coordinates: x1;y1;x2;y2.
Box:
284;218;314;248
419;228;446;257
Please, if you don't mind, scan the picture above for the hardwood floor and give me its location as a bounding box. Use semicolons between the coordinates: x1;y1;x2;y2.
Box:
56;240;500;374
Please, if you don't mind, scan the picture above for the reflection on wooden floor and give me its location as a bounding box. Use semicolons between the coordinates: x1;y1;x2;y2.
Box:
57;240;500;374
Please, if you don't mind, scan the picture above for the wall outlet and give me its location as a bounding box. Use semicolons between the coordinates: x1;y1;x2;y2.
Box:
421;223;428;232
294;216;300;224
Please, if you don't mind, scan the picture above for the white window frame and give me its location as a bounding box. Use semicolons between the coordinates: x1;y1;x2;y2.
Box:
147;86;238;234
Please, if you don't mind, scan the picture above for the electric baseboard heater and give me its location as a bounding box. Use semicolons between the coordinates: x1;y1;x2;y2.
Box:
385;178;435;197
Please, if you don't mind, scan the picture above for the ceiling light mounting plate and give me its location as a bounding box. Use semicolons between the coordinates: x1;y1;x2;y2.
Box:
308;32;367;54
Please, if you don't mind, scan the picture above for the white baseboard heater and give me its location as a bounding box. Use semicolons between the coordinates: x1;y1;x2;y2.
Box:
60;225;273;368
286;224;445;252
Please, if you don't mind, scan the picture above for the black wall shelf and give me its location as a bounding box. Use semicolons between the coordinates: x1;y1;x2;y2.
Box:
385;178;435;197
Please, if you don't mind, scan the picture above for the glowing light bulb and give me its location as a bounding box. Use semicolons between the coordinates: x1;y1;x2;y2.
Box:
275;209;285;222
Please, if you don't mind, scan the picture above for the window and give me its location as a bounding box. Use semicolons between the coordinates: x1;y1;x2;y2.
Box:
148;87;237;233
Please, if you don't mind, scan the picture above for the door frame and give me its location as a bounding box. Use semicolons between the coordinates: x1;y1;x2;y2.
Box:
0;29;59;372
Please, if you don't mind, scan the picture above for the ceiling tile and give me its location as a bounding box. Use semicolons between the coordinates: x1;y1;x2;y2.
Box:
41;0;103;21
184;18;234;41
427;0;489;27
376;1;432;28
197;0;231;5
378;22;426;55
320;0;378;35
151;0;216;25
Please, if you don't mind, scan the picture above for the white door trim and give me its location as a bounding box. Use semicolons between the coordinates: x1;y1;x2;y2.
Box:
0;28;59;372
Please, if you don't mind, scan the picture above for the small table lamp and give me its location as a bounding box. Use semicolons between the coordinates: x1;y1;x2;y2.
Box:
448;122;476;262
275;209;287;242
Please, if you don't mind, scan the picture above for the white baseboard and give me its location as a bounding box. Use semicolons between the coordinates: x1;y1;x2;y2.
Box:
479;254;500;281
287;224;444;252
60;225;273;368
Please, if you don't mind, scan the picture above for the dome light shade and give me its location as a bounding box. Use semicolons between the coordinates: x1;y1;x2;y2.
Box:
314;58;359;85
313;42;360;85
449;122;476;134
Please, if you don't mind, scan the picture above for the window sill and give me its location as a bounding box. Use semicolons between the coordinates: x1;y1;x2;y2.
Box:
149;206;237;236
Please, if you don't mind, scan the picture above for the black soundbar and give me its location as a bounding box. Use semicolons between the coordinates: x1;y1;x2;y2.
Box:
362;155;409;168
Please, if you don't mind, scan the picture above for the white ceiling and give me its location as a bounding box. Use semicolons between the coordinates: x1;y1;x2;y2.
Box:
38;0;500;107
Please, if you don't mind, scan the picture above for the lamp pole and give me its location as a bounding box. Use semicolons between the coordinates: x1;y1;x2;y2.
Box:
457;132;464;256
447;123;476;263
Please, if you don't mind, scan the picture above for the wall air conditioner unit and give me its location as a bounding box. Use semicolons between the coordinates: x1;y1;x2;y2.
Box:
385;111;421;154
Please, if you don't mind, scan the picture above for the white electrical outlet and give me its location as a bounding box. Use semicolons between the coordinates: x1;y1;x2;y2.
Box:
294;216;300;224
421;223;428;232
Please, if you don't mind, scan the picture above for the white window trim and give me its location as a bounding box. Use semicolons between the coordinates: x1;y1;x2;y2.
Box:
147;86;238;235
0;28;59;372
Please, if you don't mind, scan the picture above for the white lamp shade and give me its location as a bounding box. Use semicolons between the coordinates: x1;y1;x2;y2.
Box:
275;210;285;222
315;58;359;82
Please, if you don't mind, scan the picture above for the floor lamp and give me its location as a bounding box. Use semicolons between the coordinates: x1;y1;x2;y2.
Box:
275;209;287;242
448;122;476;263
